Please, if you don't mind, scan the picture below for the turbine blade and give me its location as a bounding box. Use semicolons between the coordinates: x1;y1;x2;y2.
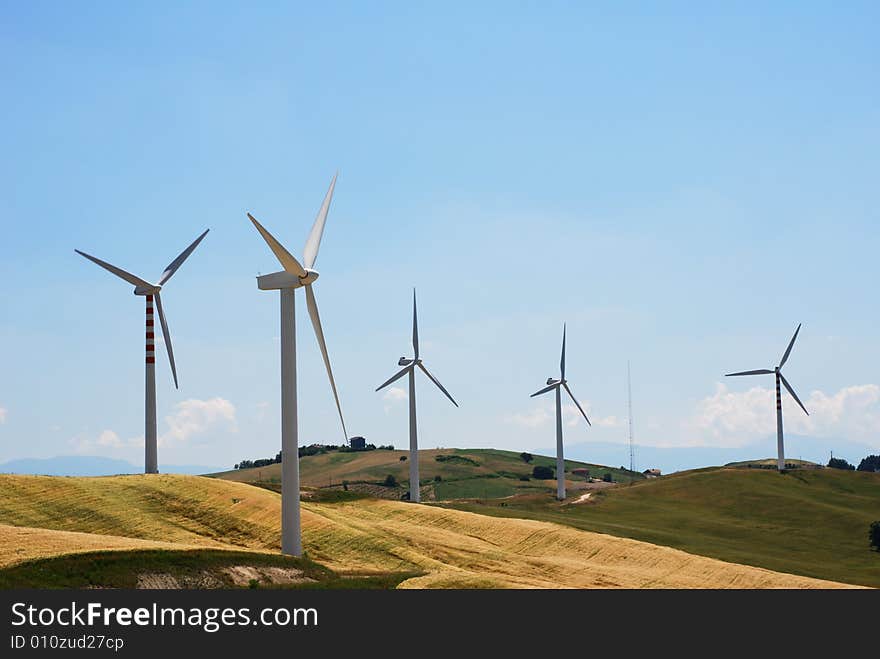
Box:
563;382;591;426
530;383;558;398
376;365;412;392
412;289;419;360
302;173;337;269
158;229;209;286
74;250;153;289
247;213;307;277
560;323;566;379
779;373;809;416
779;323;802;368
417;362;458;407
304;284;347;441
725;369;774;377
153;293;178;389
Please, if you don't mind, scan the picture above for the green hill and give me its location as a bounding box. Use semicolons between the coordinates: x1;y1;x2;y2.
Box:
0;474;850;589
725;458;820;468
444;466;880;588
211;448;643;500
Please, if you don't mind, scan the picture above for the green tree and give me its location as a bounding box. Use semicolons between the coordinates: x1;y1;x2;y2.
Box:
532;465;554;480
870;521;880;551
828;457;855;470
857;455;880;472
520;452;534;464
383;474;398;487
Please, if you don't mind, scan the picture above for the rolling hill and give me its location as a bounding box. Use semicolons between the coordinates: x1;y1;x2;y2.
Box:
445;466;880;587
0;473;852;588
212;448;643;499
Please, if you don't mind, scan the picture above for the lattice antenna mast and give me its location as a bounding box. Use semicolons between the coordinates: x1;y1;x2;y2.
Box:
627;360;635;473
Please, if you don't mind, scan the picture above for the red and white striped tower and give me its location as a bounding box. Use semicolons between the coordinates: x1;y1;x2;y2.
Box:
775;370;785;472
145;294;158;474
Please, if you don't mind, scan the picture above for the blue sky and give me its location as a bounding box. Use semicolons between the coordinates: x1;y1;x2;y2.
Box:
1;2;878;470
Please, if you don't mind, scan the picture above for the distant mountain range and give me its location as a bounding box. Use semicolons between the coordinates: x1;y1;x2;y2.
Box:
0;455;223;477
543;435;880;474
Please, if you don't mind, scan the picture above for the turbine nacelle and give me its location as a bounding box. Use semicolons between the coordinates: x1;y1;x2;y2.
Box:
134;284;161;296
546;377;561;386
398;357;416;366
257;268;320;291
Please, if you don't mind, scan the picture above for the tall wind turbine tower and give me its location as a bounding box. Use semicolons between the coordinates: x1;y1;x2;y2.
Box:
376;290;458;503
725;324;809;472
530;324;591;500
248;174;347;556
75;229;209;474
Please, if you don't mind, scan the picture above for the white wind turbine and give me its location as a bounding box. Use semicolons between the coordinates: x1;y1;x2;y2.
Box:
531;324;591;500
376;290;457;503
75;229;209;474
248;173;347;556
725;323;809;472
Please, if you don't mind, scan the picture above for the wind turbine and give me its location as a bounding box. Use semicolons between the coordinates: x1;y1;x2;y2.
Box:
376;290;457;503
75;229;210;474
248;173;347;556
725;324;809;472
531;324;591;500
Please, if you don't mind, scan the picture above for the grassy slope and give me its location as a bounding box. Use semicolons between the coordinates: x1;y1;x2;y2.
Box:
444;467;880;587
212;448;642;499
0;473;849;588
0;549;409;589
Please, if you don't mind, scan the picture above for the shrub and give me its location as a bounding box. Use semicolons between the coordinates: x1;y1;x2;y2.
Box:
519;475;530;481
434;475;442;482
399;455;407;461
342;480;349;491
828;457;855;470
382;474;398;487
532;465;554;480
520;452;534;464
870;521;880;551
435;454;479;466
602;473;613;483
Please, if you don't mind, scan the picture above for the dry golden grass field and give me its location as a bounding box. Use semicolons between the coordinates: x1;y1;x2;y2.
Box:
0;474;857;588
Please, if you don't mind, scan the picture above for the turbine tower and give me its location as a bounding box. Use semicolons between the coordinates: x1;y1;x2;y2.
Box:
531;324;591;500
376;290;457;503
75;229;209;474
248;174;347;557
725;323;809;472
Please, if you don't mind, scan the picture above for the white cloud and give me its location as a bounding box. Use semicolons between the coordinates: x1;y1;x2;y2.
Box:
383;387;408;402
382;386;408;414
0;406;6;423
66;398;237;455
507;400;617;429
507;407;552;428
70;429;139;453
160;397;237;446
686;383;880;446
255;401;270;422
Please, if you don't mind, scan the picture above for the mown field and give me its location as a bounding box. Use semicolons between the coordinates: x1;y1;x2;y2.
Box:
0;473;851;589
444;466;880;588
212;448;643;500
